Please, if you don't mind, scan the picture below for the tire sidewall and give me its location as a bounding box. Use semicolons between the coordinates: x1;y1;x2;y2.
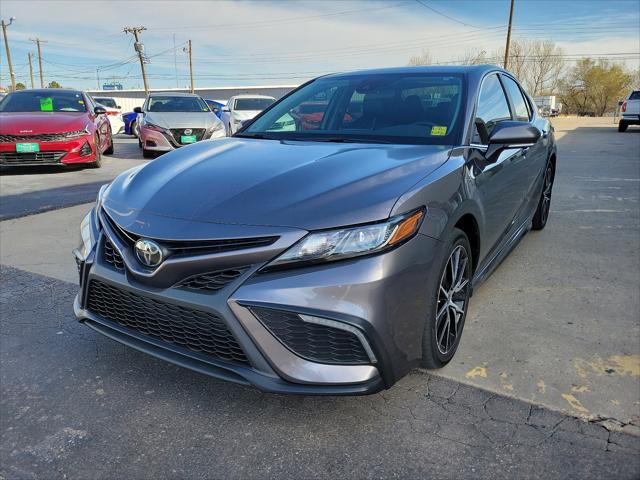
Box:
422;228;472;368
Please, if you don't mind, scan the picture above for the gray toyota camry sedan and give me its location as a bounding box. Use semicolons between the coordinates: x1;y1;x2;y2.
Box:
74;66;556;395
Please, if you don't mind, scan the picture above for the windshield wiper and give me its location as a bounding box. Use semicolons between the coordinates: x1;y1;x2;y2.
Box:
233;132;278;140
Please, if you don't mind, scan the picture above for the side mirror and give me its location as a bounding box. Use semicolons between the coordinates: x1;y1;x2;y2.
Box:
94;106;107;115
116;105;122;109
485;121;541;158
222;106;230;112
133;106;143;114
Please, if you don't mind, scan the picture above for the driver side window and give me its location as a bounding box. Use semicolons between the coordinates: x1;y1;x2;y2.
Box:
473;74;511;144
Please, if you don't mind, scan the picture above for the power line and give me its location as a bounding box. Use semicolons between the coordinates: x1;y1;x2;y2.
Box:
414;0;483;28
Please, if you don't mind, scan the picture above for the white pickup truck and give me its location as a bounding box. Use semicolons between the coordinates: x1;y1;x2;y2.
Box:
619;90;640;132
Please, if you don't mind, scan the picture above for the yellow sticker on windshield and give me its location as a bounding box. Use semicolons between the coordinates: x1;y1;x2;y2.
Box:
40;97;53;111
431;126;447;136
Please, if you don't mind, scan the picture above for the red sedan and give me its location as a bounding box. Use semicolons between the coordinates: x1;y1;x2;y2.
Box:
0;89;113;168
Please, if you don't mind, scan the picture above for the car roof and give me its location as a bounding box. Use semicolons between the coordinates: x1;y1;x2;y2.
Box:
325;64;506;78
147;92;201;98
9;88;84;95
232;94;276;99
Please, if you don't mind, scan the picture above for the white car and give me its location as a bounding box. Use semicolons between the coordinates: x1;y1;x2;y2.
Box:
222;95;276;135
619;90;640;132
92;96;125;134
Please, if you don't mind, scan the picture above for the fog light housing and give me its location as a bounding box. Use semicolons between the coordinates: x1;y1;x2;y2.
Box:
79;141;92;157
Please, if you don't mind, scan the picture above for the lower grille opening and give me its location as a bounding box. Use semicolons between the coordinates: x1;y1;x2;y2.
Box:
86;280;250;366
250;307;372;365
0;151;66;165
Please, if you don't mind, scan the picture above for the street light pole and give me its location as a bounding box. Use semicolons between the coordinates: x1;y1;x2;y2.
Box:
1;17;16;91
503;0;515;69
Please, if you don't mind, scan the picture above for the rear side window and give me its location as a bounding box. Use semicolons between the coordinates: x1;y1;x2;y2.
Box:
473;74;511;144
501;76;530;121
629;91;640;100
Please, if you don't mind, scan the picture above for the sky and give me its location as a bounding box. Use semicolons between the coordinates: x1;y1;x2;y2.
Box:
1;0;639;90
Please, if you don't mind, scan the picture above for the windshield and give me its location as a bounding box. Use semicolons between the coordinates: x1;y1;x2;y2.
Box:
244;73;464;145
0;91;88;113
234;98;275;111
93;98;117;108
147;96;209;112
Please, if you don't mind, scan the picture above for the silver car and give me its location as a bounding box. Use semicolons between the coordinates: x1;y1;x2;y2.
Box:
135;92;225;158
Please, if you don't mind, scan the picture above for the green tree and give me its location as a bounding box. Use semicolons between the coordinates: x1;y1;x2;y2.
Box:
14;82;26;90
47;81;62;88
559;59;632;116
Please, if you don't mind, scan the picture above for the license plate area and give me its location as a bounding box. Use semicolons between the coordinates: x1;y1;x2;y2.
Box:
180;135;197;144
16;143;40;153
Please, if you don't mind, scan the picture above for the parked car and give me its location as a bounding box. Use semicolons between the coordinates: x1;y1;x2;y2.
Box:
0;89;113;168
204;99;226;119
135;92;225;158
122;111;140;137
222;95;275;135
91;96;124;134
618;90;640;132
73;66;556;394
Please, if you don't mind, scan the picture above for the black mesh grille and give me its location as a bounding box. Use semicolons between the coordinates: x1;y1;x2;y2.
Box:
250;307;371;365
176;267;248;292
0;151;66;165
87;280;250;366
169;128;206;144
103;239;125;271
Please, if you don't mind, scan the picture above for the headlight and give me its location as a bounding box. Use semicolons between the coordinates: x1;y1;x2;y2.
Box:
75;184;108;261
267;208;425;269
142;120;164;132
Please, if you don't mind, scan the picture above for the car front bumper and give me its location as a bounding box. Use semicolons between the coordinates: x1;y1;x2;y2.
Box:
0;135;98;166
73;206;441;394
140;126;225;152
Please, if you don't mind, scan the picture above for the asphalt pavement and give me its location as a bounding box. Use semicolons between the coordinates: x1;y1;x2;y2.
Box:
1;120;639;479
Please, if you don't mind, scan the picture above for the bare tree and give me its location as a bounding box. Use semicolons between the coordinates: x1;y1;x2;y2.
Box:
525;40;565;95
408;49;433;66
458;48;489;65
495;38;530;84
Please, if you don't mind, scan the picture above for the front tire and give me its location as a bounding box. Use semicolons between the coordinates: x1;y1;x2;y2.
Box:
131;121;139;138
618;121;628;132
104;129;114;155
532;160;554;230
422;228;472;369
142;148;155;159
89;134;102;168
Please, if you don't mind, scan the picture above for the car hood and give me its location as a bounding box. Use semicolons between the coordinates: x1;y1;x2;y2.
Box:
0;112;88;133
104;138;451;231
231;110;261;121
144;112;219;129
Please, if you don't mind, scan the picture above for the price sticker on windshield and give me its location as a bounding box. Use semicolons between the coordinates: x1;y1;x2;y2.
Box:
40;97;53;111
431;126;447;136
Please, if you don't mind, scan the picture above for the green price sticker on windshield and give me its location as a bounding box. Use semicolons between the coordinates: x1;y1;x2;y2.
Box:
40;97;53;111
431;126;447;136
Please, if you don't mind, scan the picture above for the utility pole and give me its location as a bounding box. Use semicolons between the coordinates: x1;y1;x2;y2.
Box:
124;26;149;95
187;40;194;93
1;17;16;91
29;37;46;87
28;52;35;89
503;0;515;69
96;68;100;90
173;33;178;88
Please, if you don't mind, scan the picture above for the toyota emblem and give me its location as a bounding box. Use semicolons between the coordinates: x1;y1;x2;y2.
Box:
134;238;163;268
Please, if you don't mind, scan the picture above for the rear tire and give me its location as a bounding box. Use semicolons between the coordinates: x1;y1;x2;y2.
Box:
532;160;554;230
131;121;138;138
422;228;472;369
618;121;628;132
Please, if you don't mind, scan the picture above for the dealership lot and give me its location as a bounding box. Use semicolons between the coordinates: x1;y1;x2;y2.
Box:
1;118;639;478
